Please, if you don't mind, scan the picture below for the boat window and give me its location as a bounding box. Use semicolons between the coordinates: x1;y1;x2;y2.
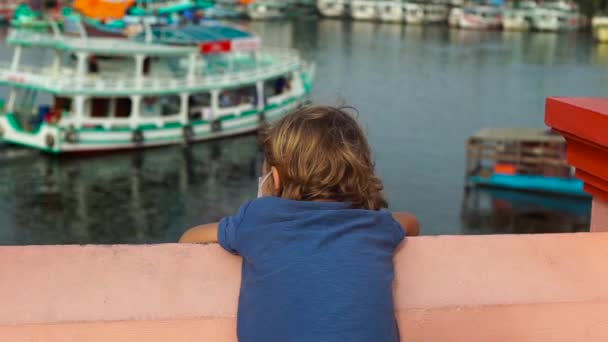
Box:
189;92;211;120
160;95;181;116
90;98;110;118
219;85;258;108
53;97;72;115
141;95;181;117
86;97;132;118
114;98;132;118
264;75;292;98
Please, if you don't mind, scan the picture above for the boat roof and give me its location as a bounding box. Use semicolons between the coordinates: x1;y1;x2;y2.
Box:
8;30;197;56
470;128;565;143
139;24;254;45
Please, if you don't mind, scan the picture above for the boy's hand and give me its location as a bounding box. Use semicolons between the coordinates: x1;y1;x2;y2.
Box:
392;212;420;237
179;223;219;243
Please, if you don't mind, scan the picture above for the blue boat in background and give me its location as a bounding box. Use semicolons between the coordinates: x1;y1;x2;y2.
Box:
466;128;589;197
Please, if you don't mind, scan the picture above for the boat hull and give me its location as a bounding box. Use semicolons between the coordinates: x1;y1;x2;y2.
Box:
469;174;587;197
0;100;302;154
350;1;377;21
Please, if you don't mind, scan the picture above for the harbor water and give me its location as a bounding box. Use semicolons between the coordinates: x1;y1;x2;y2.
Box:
0;20;604;245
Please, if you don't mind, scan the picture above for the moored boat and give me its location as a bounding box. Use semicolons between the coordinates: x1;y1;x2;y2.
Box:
532;1;580;32
421;3;448;24
404;2;424;24
502;1;537;31
317;0;350;18
350;0;377;20
457;6;502;30
0;23;315;154
245;0;287;20
377;0;403;23
592;16;608;43
466;128;586;197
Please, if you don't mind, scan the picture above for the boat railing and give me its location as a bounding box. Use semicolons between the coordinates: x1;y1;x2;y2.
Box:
59;113;184;130
0;48;303;94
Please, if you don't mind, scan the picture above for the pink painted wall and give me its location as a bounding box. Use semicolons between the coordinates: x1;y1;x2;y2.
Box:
3;234;608;341
592;199;608;232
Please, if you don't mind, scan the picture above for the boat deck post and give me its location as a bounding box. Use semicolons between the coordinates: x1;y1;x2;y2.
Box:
10;46;21;71
130;95;142;129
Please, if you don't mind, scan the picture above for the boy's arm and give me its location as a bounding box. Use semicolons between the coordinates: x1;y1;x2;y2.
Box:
392;212;420;237
179;223;219;243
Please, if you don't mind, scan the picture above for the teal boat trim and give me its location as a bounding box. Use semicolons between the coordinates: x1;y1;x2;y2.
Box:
469;174;588;197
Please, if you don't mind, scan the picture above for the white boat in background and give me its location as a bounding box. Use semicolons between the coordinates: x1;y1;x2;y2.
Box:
351;0;377;20
317;0;350;17
503;1;537;31
448;7;462;27
592;16;608;43
458;6;502;29
404;2;424;24
422;3;449;24
533;1;580;31
378;0;403;22
247;1;287;20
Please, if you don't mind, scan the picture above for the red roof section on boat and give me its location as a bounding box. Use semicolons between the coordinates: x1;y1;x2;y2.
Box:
545;97;608;201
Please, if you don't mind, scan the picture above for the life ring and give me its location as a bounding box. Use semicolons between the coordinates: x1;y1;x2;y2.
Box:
45;134;55;148
183;125;194;143
132;130;144;144
64;129;78;143
211;120;221;133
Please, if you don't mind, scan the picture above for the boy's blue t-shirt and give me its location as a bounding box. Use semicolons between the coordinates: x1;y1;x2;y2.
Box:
218;196;406;342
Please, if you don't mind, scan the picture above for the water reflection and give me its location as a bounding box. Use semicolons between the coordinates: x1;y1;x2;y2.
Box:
461;188;590;235
0;136;262;245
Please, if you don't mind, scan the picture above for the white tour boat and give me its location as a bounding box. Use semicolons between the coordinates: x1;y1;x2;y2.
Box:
592;16;608;43
350;0;378;20
532;1;580;32
0;23;315;154
377;0;403;22
247;0;287;20
422;3;449;24
317;0;350;17
448;7;462;27
458;6;502;30
502;1;536;31
404;2;424;24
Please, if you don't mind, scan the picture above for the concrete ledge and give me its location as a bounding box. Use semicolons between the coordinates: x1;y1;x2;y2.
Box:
3;234;608;341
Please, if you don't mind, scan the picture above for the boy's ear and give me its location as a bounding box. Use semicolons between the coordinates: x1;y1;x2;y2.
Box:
271;166;282;194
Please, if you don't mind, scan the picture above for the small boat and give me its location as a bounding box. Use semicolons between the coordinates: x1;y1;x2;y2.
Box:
448;7;462;27
421;3;448;24
532;1;580;32
502;1;536;31
350;0;377;21
377;0;403;23
404;2;424;24
0;22;315;154
592;16;608;43
245;0;287;20
317;0;350;18
457;6;502;30
466;128;587;197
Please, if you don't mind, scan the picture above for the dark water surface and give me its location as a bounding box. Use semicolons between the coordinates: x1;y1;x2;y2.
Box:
1;20;602;244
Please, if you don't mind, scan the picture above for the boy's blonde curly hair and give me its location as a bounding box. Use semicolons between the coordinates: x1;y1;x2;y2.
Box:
260;105;388;210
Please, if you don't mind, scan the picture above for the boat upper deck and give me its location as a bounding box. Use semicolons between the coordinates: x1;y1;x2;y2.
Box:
8;30;197;57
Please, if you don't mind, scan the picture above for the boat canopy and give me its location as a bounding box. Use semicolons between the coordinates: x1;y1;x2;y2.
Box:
139;24;261;54
74;0;136;19
469;128;564;143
